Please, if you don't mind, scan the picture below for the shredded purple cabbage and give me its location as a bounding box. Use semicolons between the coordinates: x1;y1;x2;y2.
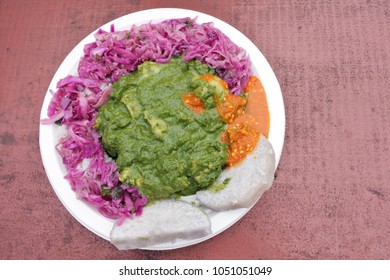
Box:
79;17;251;94
42;17;252;223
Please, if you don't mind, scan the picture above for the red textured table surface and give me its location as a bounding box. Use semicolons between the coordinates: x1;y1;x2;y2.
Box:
1;0;389;260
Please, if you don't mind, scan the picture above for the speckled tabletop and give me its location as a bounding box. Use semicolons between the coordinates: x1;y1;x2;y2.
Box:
1;0;389;260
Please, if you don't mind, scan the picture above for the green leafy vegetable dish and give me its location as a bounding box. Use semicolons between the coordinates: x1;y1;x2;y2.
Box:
95;57;229;201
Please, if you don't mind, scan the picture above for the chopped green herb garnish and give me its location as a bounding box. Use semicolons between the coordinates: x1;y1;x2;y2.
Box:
55;118;63;125
100;184;111;196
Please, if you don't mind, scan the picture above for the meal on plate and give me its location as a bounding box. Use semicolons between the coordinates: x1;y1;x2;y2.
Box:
42;17;275;249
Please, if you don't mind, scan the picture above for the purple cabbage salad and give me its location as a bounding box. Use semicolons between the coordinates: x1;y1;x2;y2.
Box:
42;17;252;224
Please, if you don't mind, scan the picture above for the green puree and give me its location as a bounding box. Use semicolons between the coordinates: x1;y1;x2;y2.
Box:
95;57;228;201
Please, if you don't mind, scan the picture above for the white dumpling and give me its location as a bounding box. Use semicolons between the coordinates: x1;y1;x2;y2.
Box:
196;135;275;211
110;199;211;250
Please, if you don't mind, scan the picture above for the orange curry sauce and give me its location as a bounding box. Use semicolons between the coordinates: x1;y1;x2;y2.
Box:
182;75;270;167
182;92;206;114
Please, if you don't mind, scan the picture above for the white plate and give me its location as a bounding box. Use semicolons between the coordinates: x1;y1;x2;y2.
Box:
39;8;285;250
